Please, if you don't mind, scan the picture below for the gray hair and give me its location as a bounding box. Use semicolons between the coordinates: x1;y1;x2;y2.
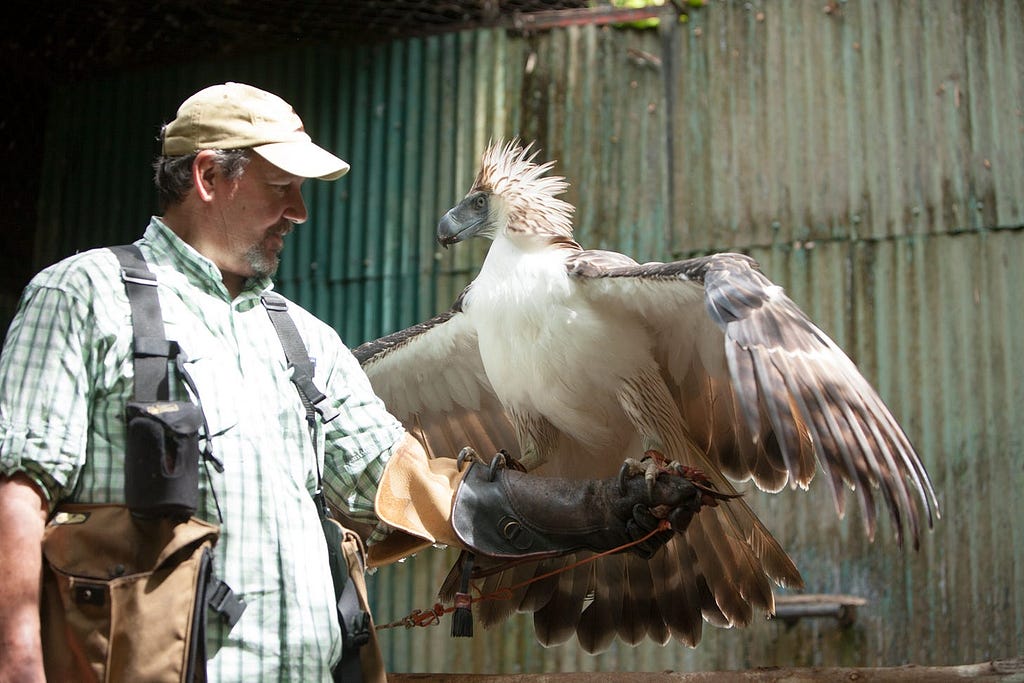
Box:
152;140;252;210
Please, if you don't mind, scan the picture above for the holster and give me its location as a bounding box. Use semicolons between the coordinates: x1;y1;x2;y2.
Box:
321;513;386;683
124;399;203;518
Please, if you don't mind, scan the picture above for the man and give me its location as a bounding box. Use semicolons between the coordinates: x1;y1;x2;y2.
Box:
0;82;700;681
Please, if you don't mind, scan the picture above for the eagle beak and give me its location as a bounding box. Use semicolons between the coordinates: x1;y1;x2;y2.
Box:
436;208;461;249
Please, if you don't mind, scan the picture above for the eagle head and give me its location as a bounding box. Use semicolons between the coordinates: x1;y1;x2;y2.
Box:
437;140;575;248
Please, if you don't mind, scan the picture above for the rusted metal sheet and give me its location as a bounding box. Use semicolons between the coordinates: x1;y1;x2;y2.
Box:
514;24;672;261
664;0;1024;251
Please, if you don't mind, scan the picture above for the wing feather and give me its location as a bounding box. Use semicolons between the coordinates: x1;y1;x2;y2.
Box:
577;554;621;654
353;300;519;461
533;562;589;646
649;536;704;646
570;251;938;546
617;554;653;645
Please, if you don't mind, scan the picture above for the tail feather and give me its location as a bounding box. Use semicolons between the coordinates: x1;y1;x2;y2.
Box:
533;562;590;646
616;554;654;645
650;536;704;646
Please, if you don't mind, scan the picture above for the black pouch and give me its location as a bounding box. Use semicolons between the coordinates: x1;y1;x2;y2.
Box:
125;400;203;518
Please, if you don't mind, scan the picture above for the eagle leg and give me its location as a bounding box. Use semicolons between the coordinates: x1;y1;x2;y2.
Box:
509;408;560;471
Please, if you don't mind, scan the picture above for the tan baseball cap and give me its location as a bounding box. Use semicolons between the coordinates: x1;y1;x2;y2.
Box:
161;82;349;181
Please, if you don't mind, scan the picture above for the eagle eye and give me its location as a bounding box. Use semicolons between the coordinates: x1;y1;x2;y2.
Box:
473;194;487;211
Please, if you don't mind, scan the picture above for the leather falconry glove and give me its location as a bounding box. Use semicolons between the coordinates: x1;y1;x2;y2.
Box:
368;437;709;567
449;453;701;561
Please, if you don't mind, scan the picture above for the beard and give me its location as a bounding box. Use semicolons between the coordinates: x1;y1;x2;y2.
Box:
244;225;290;278
244;245;280;279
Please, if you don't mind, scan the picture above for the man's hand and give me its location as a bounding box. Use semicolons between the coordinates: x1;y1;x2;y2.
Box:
0;474;48;683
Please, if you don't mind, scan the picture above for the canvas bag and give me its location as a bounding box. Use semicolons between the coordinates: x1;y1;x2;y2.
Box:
40;505;225;682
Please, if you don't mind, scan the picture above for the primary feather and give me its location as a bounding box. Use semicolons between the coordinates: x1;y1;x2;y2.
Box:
354;140;938;651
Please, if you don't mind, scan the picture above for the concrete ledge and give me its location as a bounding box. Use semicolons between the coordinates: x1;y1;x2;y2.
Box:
771;593;869;627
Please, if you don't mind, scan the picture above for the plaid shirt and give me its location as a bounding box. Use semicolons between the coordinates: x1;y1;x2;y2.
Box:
0;218;406;681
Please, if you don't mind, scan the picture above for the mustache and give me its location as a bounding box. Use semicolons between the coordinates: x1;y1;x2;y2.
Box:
269;221;294;238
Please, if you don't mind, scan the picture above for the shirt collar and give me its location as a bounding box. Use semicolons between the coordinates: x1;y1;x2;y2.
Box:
142;217;275;305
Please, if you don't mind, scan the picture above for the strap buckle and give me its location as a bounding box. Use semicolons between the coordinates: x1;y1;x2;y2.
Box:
341;610;371;649
207;577;247;627
312;394;340;423
260;293;288;311
120;267;158;287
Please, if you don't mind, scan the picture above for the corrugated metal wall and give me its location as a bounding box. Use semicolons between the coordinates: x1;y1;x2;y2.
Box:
33;0;1024;674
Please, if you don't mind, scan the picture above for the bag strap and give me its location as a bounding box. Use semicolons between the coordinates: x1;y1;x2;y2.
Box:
109;244;177;402
190;547;247;680
336;557;372;682
260;292;340;425
259;292;369;683
108;245;223;475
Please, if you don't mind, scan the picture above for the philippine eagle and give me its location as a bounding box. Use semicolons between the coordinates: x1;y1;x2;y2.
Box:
354;140;937;652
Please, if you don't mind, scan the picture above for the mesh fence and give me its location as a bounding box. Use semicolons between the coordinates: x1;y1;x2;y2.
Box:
8;0;613;79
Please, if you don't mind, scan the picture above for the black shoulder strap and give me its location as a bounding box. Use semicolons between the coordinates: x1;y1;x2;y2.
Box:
260;292;339;424
109;244;178;401
260;292;367;683
109;244;223;473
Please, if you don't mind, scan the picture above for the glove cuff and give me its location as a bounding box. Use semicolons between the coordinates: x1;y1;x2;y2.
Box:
368;438;467;567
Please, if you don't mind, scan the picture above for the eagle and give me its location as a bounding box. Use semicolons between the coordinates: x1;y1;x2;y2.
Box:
354;140;938;653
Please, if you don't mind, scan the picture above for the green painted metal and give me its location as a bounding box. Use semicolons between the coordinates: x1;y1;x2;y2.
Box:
30;0;1024;675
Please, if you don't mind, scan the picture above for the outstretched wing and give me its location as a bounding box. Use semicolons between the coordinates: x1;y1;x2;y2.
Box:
353;292;519;462
569;250;939;548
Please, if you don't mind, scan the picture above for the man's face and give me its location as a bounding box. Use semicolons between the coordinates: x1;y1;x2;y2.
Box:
211;153;308;281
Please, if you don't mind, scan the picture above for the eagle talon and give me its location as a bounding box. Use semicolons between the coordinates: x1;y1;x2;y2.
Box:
456;447;481;471
645;467;658;497
487;451;508;482
621;457;647;474
618;460;637;496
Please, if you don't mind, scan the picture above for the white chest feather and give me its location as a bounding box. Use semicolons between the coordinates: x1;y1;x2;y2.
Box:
464;238;652;442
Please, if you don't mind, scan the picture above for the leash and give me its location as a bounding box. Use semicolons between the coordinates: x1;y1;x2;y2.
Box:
375;519;672;631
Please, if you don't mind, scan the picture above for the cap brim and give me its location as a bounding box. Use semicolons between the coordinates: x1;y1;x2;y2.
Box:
253;141;350;181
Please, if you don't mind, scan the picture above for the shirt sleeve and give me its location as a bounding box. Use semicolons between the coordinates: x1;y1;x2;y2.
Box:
0;281;94;506
318;335;406;526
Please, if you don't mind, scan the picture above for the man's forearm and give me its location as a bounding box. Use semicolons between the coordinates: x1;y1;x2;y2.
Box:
0;474;48;683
